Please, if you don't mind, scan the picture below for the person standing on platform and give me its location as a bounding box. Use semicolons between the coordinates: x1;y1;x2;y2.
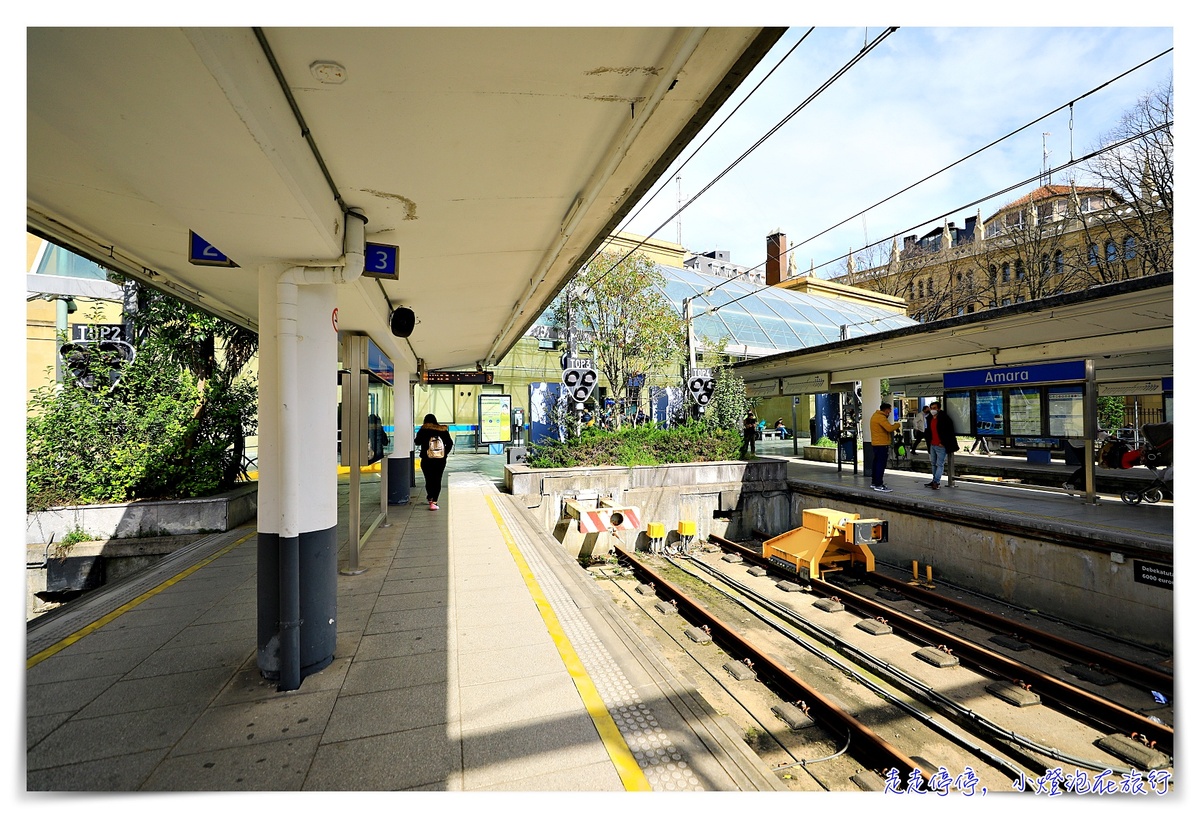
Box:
868;402;901;492
923;401;959;490
739;410;758;458
414;412;454;510
912;405;929;451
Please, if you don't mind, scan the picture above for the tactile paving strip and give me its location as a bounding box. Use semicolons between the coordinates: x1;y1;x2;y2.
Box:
493;499;704;791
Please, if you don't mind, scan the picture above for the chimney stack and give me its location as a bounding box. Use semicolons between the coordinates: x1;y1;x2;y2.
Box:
766;230;787;286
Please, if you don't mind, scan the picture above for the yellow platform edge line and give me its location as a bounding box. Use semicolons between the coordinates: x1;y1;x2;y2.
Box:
27;531;255;669
485;496;652;792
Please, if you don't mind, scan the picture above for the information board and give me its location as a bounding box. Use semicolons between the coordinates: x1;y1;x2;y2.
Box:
478;394;512;444
1008;387;1042;436
1048;386;1084;437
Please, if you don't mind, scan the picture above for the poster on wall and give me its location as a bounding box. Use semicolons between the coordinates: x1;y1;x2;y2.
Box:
974;389;1005;436
529;382;564;445
478;394;512;444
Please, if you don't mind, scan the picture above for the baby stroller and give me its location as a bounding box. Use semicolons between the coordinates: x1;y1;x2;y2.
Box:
1102;422;1173;505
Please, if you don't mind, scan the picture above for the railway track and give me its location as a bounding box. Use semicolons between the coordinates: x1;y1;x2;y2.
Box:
603;539;1174;795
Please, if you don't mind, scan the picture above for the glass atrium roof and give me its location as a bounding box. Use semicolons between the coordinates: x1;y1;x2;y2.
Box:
535;264;916;359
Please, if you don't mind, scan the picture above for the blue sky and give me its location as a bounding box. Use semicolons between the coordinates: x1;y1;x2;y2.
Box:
614;25;1175;279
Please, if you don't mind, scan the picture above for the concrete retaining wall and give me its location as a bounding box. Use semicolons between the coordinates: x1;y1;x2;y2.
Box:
785;488;1172;652
507;460;791;560
26;484;258;545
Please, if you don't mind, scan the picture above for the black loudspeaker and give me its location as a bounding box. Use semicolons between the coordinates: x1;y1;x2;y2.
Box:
390;307;415;337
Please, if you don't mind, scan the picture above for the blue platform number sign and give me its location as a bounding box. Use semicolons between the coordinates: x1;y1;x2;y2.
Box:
363;242;399;279
188;231;238;267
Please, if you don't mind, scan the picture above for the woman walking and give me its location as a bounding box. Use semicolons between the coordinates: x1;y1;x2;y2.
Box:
414;413;454;510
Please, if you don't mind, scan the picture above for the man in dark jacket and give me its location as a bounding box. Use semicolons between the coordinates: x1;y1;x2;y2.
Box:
923;401;959;490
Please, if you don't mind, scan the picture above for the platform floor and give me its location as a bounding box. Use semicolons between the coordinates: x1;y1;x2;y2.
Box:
25;467;781;793
24;446;1175;796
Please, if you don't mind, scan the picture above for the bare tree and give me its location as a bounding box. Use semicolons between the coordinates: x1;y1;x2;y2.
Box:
1077;77;1173;283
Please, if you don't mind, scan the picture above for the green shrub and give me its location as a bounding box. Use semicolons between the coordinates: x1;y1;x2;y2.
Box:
813;436;837;448
525;422;740;468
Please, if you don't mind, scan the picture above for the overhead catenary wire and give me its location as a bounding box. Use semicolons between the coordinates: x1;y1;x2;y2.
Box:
600;28;815;254
701;68;1172;317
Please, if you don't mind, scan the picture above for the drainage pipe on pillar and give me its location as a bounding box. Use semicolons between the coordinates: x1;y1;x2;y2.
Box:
274;209;366;691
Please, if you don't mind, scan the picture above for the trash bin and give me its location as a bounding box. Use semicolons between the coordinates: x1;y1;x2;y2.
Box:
387;455;411;505
838;436;857;463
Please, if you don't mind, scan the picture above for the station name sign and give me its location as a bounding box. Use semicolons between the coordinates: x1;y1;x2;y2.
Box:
944;360;1086;390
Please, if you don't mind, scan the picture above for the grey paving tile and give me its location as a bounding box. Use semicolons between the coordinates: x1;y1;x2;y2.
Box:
171;690;338;755
27;748;169;791
379;575;447;596
46;623;185;656
369;589;447;613
363;606;448;635
143;735;321;790
304;725;461;790
321;683;448;743
25;673;122;718
75;666;236;719
479;760;624;792
163;618;256;649
212;658;351;706
26;711;71;749
340;651;448;695
456;672;585;733
455;642;564;687
124;640;253;679
27;703;201;769
355;627;449;661
459;711;613;790
191;598;257;625
26;644;151;684
454;619;549;654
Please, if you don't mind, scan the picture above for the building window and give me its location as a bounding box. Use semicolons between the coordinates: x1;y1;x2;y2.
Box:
1002;297;1012;306
988;265;997;284
1106;240;1118;262
1087;243;1099;266
917;281;924;299
1054;250;1064;275
967;304;976;313
1001;263;1010;283
927;277;934;295
1124;236;1136;260
1041;254;1050;276
1015;259;1025;280
1016;295;1026;303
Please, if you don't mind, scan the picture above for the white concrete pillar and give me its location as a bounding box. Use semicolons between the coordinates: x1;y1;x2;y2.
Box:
386;370;415;503
255;266;340;686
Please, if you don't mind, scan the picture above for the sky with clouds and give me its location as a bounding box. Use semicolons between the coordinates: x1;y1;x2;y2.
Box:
613;25;1175;280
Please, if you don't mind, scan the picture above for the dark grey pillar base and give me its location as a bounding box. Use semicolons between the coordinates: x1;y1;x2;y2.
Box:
257;525;337;685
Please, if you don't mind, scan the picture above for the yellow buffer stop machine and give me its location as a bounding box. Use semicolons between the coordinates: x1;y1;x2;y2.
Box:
762;508;887;581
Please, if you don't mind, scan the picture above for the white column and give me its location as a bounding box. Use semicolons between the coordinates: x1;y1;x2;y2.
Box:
256;266;340;687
